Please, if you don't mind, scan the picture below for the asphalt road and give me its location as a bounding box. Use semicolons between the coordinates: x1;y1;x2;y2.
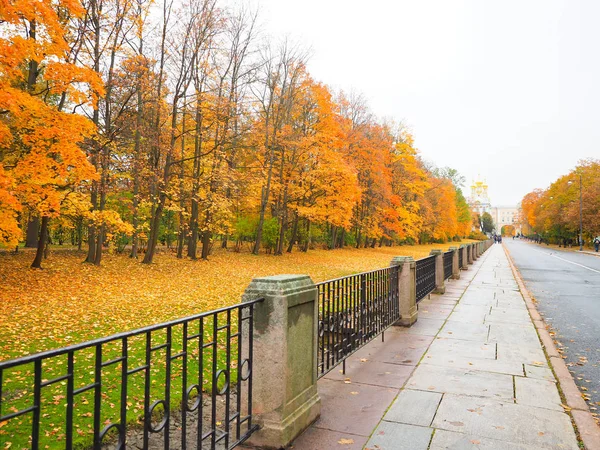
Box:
505;239;600;411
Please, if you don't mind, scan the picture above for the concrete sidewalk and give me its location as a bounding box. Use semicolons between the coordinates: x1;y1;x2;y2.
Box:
291;244;580;450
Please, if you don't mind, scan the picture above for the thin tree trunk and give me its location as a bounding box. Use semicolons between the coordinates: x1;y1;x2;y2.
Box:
31;216;49;269
275;189;288;255
286;212;299;253
177;97;186;259
302;219;311;252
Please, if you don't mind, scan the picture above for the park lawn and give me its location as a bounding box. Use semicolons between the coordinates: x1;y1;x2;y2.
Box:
0;241;475;449
0;241;475;360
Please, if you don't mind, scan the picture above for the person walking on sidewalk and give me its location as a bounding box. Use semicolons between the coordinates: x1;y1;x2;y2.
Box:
594;235;600;252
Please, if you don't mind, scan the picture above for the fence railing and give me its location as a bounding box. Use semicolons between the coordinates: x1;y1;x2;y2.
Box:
315;267;400;378
415;255;436;302
0;299;263;450
459;247;464;268
443;251;453;280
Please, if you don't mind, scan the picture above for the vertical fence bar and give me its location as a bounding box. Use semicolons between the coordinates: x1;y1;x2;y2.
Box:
32;359;42;449
181;322;188;450
197;318;204;450
247;304;255;434
143;332;151;449
236;307;243;442
66;351;74;450
224;309;232;449
93;344;102;449
164;326;172;449
211;314;218;448
120;337;128;448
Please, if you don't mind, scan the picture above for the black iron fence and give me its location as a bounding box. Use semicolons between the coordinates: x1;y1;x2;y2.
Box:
0;299;263;450
316;267;400;378
459;248;464;268
443;251;453;280
415;255;436;302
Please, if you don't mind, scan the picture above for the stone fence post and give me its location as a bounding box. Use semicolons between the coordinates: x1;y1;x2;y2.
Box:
460;244;468;270
429;249;445;294
467;244;474;265
390;256;417;327
449;246;460;279
242;275;321;448
472;243;478;261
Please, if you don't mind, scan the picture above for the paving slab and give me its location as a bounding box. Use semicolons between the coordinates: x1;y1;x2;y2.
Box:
289;428;368;450
312;378;398;436
429;429;550;450
427;338;496;360
437;322;490;342
399;317;445;336
349;333;433;366
405;365;514;401
432;394;579;450
484;311;532;325
496;343;547;365
523;364;555;381
487;324;542;348
420;353;525;376
324;357;414;388
447;309;487;324
365;421;432;450
515;377;562;411
383;389;442;427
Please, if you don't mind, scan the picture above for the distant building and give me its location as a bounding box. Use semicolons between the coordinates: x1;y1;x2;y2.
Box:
491;206;521;234
467;177;492;215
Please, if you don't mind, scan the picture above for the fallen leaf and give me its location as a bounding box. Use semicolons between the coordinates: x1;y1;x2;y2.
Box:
338;438;354;445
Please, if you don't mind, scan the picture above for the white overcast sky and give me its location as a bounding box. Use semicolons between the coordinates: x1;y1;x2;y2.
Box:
247;0;600;206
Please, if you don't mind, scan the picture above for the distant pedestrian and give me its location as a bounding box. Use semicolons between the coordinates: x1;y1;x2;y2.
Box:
594;236;600;252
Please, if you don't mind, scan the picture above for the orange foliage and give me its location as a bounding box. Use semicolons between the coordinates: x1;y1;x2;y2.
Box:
0;0;101;246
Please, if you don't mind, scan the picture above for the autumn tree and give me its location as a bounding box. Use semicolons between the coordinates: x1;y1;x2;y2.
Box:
0;0;102;267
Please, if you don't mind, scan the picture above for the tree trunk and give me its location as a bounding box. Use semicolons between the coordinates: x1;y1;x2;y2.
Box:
188;198;199;259
338;228;345;248
25;216;39;248
31;216;49;269
143;193;166;264
275;191;288;255
302;219;311;252
329;226;337;250
286;213;299;253
201;230;211;260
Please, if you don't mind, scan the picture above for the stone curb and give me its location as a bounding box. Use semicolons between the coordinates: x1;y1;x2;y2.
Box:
503;244;600;450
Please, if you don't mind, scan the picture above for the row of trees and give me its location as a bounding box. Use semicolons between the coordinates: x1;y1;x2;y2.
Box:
0;0;474;268
520;159;600;245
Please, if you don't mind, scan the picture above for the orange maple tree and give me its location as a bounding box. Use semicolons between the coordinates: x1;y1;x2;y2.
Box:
0;0;102;267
